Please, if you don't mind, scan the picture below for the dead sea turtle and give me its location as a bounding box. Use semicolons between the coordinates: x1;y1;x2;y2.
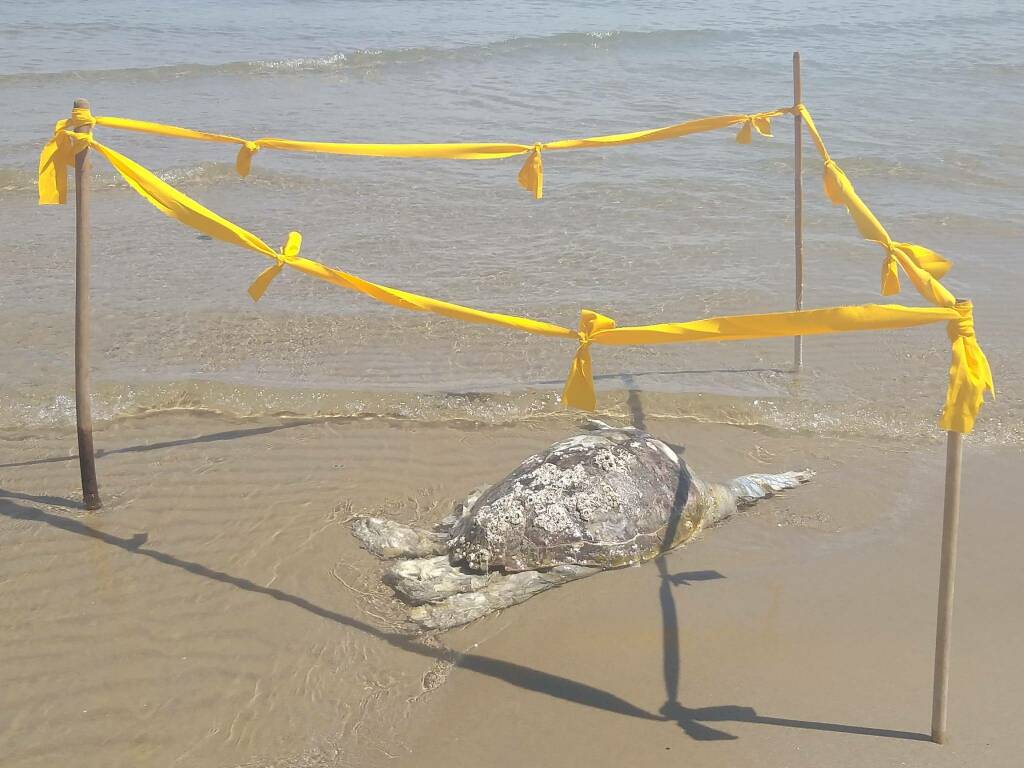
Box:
352;419;812;632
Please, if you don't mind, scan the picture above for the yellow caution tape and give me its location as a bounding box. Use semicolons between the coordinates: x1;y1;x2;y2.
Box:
37;124;992;432
40;105;789;202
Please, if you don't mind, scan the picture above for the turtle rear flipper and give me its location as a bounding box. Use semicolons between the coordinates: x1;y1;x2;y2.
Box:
384;556;494;605
407;564;599;632
727;469;815;507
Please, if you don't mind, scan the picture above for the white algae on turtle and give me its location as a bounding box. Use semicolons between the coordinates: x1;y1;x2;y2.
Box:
352;420;812;631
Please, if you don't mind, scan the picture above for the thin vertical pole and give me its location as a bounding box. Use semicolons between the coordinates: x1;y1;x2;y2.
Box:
73;98;102;510
792;51;804;371
931;430;963;743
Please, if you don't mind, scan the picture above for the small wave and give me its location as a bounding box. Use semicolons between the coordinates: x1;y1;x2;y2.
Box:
900;211;1024;239
252;52;351;73
0;167;37;193
149;161;316;189
1;164;236;196
0;382;561;433
835;152;1020;191
0;160;326;198
155;161;240;185
0;29;720;86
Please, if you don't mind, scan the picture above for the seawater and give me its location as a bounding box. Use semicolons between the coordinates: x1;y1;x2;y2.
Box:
1;0;1021;444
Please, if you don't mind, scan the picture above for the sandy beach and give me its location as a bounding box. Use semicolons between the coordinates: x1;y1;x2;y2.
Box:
2;408;1020;767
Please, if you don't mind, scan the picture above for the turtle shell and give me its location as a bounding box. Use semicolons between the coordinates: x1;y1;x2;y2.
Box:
447;428;701;572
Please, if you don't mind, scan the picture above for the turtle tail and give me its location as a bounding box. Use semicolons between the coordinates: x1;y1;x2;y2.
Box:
725;469;815;508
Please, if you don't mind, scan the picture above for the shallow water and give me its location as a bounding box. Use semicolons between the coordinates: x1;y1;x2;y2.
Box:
1;0;1022;445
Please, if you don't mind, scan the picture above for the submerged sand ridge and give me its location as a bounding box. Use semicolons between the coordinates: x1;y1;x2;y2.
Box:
1;410;1021;767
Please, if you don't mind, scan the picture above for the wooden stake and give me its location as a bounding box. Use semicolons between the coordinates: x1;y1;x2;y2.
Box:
73;98;102;510
793;51;804;371
931;430;963;743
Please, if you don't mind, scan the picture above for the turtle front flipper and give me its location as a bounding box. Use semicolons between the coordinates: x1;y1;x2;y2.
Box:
351;487;487;559
351;517;449;559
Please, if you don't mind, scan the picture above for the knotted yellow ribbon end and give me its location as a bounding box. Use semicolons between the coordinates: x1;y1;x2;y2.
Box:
517;144;544;199
893;242;953;280
236;141;260;178
880;253;901;296
38;121;96;206
562;349;596;411
68;107;96;130
735;121;752;144
752;115;773;138
561;310;616;411
248;231;301;301
736;115;773;144
822;160;846;206
938;300;995;433
38;133;67;205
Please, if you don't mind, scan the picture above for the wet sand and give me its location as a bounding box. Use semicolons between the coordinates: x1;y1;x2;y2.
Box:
1;408;1020;767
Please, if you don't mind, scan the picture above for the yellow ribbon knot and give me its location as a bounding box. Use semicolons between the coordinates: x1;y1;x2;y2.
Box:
517;143;544;199
939;299;994;433
893;242;952;281
561;310;617;411
735;113;775;144
37;123;96;205
62;128;95;148
235;141;261;177
878;242;954;297
69;107;96;130
248;231;302;301
947;300;976;343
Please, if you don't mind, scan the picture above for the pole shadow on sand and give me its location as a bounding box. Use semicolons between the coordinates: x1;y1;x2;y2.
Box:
0;496;928;742
0;419;321;470
0;497;658;722
627;384;929;742
1;402;928;743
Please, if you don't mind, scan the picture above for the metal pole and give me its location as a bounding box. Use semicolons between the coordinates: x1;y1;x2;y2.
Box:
73;98;102;510
793;51;804;371
931;430;963;743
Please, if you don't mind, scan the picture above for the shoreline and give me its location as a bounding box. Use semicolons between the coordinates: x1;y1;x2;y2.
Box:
4;378;1014;447
1;410;1019;766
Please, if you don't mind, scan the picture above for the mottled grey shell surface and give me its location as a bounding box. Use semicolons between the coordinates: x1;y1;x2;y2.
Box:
447;427;707;573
